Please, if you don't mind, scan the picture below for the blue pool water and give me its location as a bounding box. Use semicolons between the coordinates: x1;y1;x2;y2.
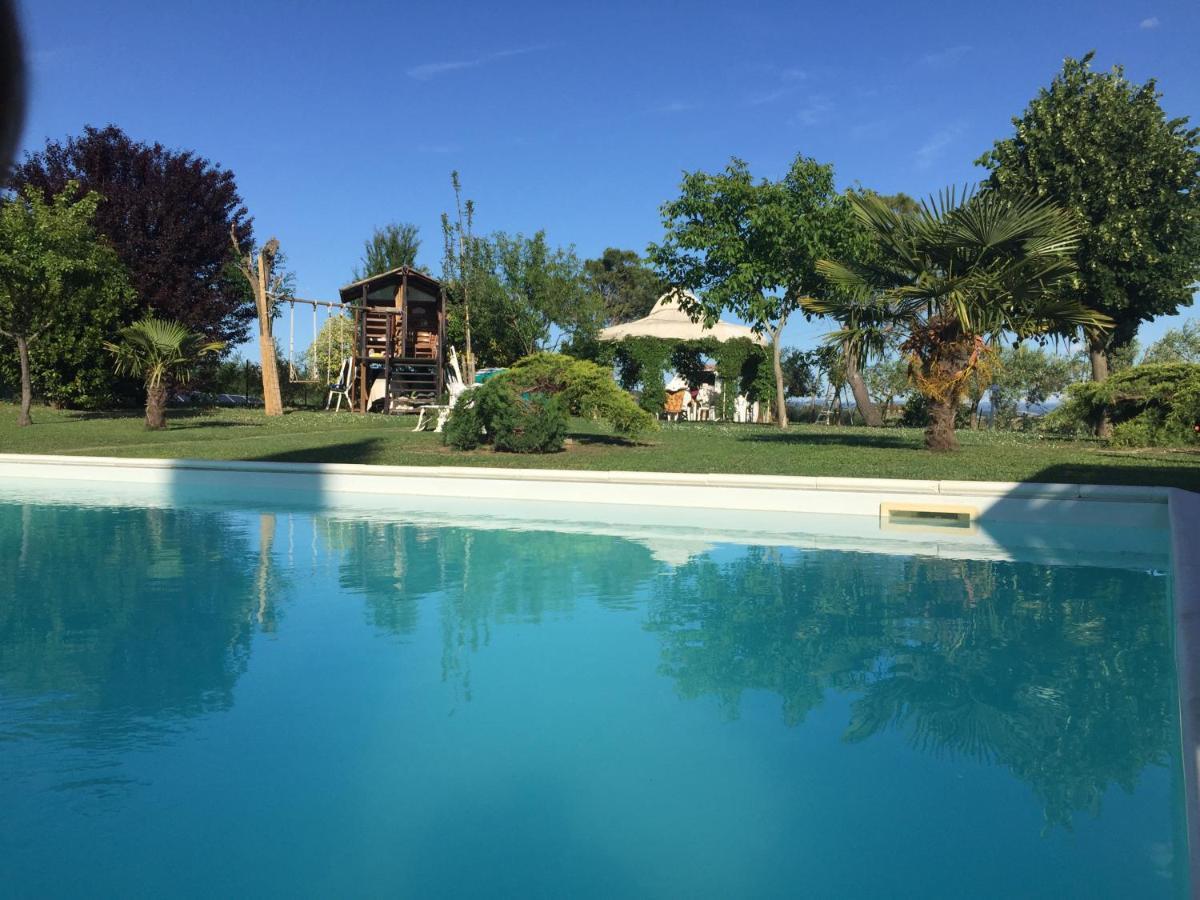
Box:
0;486;1186;898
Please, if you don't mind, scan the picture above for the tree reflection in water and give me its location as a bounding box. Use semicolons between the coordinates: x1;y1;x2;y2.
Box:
321;517;662;701
646;547;1175;830
0;501;269;788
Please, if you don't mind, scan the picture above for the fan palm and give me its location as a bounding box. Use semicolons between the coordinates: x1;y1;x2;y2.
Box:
105;318;224;429
807;188;1111;450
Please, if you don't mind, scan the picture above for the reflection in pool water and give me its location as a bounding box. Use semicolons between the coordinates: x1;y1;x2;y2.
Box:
0;497;1186;898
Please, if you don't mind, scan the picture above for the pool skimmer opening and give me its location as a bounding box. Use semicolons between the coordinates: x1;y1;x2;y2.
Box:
880;502;977;532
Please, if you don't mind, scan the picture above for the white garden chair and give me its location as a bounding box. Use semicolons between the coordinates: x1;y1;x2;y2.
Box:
325;358;355;412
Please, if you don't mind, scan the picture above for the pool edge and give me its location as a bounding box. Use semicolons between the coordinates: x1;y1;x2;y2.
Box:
1170;488;1200;897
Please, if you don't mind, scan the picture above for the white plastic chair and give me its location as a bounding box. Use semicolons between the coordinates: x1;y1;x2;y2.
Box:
325;358;354;412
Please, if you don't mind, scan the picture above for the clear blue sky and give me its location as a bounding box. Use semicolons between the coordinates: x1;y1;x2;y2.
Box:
15;0;1200;358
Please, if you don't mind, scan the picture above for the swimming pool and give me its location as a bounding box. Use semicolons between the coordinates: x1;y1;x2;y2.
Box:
0;477;1188;898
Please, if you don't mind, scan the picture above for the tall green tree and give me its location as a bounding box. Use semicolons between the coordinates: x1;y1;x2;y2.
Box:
353;222;421;280
105;317;223;429
583;248;666;324
978;53;1200;412
0;184;133;426
650;155;859;428
810;189;1109;451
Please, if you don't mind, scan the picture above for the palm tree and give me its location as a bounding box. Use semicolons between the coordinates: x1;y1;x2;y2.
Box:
105;318;224;429
808;188;1110;450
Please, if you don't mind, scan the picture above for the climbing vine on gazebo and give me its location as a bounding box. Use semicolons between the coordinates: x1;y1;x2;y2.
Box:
609;336;774;418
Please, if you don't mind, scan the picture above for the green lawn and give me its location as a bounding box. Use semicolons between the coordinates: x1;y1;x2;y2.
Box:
0;403;1197;489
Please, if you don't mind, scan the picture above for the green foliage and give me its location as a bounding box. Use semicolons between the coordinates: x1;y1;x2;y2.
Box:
610;335;775;418
353;222;421;280
500;352;654;437
105;317;224;389
443;390;485;450
811;188;1108;449
862;357;911;417
614;336;674;412
442;229;600;366
1044;362;1200;445
0;183;135;410
979;53;1200;355
306;313;356;384
780;348;821;398
1143;321;1200;365
473;379;567;453
989;345;1083;423
900;394;971;429
446;352;652;453
583;248;666;324
650;155;857;337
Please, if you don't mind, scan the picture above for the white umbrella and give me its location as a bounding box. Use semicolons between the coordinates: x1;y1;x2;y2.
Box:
598;290;766;345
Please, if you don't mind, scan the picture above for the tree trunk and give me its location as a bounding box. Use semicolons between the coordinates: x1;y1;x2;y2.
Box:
15;334;32;427
771;324;788;428
145;382;168;430
257;257;284;417
844;347;882;427
925;393;960;451
1089;339;1112;438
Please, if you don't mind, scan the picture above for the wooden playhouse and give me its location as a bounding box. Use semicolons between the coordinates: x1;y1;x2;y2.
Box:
338;267;446;414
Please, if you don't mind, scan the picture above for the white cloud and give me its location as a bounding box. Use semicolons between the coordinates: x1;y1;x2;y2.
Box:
745;67;807;105
649;100;700;114
1140;16;1160;29
795;98;833;126
915;123;965;169
919;45;972;67
406;45;552;81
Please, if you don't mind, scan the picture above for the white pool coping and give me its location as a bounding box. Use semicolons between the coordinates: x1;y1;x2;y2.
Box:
0;451;1196;884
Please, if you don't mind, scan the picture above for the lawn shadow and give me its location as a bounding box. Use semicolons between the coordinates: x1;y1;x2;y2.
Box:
739;429;920;451
1030;461;1200;491
568;432;642;448
246;439;386;466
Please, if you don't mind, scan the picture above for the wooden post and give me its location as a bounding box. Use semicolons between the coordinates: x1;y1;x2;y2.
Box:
437;296;446;399
359;285;368;413
232;226;284;417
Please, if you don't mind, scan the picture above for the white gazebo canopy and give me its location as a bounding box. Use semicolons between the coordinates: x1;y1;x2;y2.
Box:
598;290;766;345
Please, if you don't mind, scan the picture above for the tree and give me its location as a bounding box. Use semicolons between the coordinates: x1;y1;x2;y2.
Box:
306;313;356;386
862;357;910;422
978;53;1200;422
10;125;256;345
491;231;601;358
441;171;476;381
230;228;288;416
444;230;599;367
810;189;1110;451
0;184;132;426
650;155;859;428
780;348;820;399
584;248;666;324
353;222;420;280
1143;321;1200;365
105;317;223;429
989;345;1082;425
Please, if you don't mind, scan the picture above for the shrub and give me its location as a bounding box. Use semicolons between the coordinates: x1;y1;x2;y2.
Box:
1043;363;1200;446
899;394;969;429
443;391;484;450
500;352;655;437
443;352;653;454
475;379;567;453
